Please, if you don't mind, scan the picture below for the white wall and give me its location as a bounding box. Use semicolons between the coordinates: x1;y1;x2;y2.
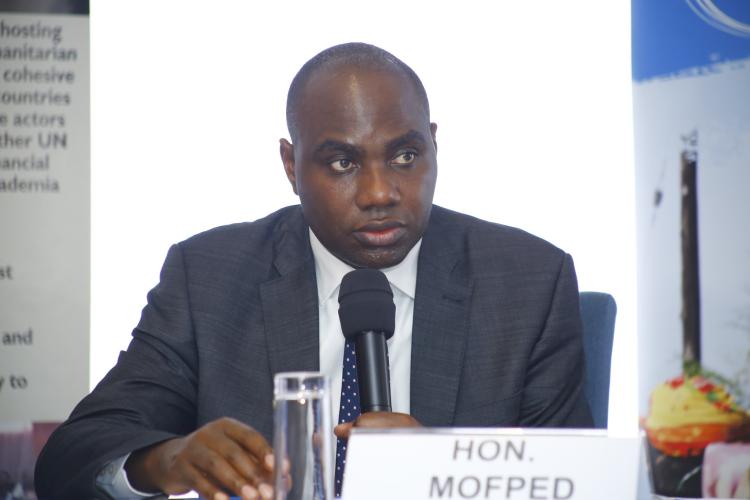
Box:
90;0;636;434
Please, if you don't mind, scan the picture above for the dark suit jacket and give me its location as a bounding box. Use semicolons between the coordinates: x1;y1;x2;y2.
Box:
35;205;591;499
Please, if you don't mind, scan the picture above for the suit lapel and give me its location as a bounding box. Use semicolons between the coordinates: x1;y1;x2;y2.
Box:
410;207;473;426
261;209;320;376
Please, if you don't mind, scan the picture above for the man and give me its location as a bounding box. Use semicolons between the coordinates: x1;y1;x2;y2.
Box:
35;42;591;500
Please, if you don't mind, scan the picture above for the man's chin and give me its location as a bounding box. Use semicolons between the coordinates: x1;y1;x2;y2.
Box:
342;246;410;270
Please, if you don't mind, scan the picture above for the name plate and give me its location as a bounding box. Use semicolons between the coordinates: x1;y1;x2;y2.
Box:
342;428;638;500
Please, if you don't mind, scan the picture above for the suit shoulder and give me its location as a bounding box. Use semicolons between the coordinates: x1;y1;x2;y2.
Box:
430;205;567;272
178;205;301;251
170;205;304;281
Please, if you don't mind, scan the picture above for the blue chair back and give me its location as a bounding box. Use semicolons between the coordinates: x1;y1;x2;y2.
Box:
579;291;617;429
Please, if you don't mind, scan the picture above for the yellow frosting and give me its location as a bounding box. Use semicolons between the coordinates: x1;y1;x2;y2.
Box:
644;375;750;430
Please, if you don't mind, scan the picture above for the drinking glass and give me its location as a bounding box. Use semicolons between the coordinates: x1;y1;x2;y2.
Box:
273;372;334;500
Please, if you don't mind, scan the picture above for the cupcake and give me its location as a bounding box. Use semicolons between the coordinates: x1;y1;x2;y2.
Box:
642;374;750;497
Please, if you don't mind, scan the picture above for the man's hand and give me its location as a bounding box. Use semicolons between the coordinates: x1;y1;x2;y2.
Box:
333;411;421;440
125;417;275;500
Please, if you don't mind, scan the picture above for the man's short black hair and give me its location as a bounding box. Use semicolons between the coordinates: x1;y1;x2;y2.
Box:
285;42;430;142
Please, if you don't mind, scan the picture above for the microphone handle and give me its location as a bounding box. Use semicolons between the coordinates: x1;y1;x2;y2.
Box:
354;330;392;413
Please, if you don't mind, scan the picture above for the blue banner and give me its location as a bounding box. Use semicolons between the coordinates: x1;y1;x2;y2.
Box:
632;0;750;80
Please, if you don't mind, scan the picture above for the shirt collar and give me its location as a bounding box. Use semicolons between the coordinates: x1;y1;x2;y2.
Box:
309;228;421;304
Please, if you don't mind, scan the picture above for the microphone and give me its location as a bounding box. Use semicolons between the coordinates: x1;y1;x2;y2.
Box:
338;268;395;413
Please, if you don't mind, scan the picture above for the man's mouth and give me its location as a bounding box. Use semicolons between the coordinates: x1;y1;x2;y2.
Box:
352;221;406;247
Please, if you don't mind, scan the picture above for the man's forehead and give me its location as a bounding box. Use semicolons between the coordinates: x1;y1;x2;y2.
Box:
312;129;430;155
294;65;428;138
301;63;419;105
285;43;431;143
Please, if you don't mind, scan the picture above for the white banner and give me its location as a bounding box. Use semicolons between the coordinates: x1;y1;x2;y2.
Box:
0;11;89;422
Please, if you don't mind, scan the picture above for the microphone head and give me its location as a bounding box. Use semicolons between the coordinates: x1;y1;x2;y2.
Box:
338;269;395;340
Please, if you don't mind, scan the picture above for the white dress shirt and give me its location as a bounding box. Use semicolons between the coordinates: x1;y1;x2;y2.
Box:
310;228;419;418
99;230;420;498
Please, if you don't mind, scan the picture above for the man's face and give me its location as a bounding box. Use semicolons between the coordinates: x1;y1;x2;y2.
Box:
280;65;438;269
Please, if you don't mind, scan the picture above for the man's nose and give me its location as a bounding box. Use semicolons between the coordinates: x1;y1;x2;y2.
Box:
355;164;400;210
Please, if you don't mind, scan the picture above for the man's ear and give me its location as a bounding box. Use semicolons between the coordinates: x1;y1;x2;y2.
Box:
430;122;438;153
279;138;298;195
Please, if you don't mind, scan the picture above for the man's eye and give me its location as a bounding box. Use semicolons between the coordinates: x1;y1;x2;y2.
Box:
391;152;417;165
330;159;356;172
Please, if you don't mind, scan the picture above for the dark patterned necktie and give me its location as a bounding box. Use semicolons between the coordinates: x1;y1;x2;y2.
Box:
334;339;361;497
